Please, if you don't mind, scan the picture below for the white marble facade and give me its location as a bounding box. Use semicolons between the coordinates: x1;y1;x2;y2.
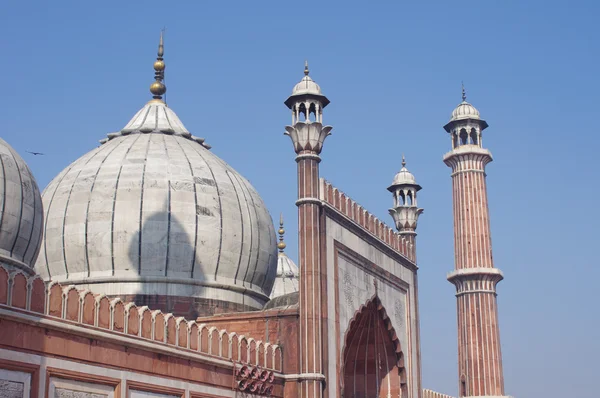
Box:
325;215;420;398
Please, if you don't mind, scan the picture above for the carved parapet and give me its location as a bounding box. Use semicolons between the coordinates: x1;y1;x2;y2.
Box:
422;389;455;398
0;264;283;372
319;179;415;261
284;122;332;155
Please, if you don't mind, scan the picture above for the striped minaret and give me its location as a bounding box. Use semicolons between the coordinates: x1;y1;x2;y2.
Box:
284;62;332;398
443;87;507;397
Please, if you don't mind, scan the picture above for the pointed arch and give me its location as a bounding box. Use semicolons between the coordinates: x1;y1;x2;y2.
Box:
459;128;468;145
470;127;478;145
341;296;407;398
308;102;317;122
298;103;308;121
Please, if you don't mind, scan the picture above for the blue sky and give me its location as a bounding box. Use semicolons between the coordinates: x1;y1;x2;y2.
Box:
2;1;599;396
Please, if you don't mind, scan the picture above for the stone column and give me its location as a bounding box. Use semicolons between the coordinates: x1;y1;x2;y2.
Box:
444;148;505;397
285;122;332;398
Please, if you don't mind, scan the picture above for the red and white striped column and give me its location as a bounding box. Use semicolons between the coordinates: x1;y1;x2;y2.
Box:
285;122;332;398
443;93;508;397
283;64;332;398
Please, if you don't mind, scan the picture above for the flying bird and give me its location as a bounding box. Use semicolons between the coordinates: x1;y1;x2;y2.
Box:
26;151;45;156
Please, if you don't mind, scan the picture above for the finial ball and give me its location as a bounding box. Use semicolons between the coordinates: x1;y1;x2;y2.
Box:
154;60;165;71
277;241;287;250
150;81;166;96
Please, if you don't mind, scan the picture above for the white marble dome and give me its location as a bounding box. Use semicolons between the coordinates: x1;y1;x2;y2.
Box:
391;165;417;186
292;75;322;96
35;100;278;311
450;101;480;122
0;138;43;271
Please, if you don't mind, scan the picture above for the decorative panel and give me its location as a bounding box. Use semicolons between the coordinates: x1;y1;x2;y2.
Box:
0;380;24;398
0;369;30;398
49;378;114;398
54;388;107;398
129;390;179;398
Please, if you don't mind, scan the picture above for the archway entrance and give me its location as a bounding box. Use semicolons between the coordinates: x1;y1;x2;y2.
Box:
342;297;407;398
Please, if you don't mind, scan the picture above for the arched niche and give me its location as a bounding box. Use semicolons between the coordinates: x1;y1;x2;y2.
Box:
341;297;407;398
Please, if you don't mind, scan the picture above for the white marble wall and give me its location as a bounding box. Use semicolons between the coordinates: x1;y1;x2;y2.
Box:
325;216;420;398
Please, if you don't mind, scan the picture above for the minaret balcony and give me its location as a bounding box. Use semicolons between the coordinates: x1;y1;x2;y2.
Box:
443;145;493;162
443;145;493;170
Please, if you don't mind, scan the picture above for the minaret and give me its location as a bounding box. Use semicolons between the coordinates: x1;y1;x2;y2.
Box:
443;86;507;397
284;62;332;398
388;155;424;259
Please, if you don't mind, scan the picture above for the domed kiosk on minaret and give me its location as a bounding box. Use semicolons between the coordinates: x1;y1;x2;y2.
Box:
444;84;489;149
388;155;424;246
34;34;278;318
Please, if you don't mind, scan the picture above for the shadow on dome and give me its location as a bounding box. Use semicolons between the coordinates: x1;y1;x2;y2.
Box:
125;208;262;319
125;207;197;318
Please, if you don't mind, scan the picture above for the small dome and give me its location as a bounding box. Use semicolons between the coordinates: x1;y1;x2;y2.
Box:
391;166;417;186
0;138;43;271
450;101;480;122
269;252;299;299
389;156;420;190
270;216;298;299
292;75;322;96
284;62;330;109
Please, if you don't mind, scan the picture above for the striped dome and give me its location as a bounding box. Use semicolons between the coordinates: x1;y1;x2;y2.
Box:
35;100;278;311
0;138;43;271
450;101;480;122
292;75;322;96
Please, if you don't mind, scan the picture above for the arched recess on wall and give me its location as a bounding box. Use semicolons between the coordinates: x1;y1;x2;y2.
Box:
341;296;407;398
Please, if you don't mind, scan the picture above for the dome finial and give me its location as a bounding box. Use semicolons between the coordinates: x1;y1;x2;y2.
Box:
461;81;467;102
304;60;309;76
158;28;164;57
277;213;286;253
402;153;406;168
150;29;167;101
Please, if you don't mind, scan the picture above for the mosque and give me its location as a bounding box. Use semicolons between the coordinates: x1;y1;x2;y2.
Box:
0;34;511;398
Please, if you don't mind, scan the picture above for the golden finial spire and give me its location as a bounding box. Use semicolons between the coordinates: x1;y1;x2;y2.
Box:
150;30;167;101
461;81;467;102
402;153;406;168
304;60;309;76
277;213;286;253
